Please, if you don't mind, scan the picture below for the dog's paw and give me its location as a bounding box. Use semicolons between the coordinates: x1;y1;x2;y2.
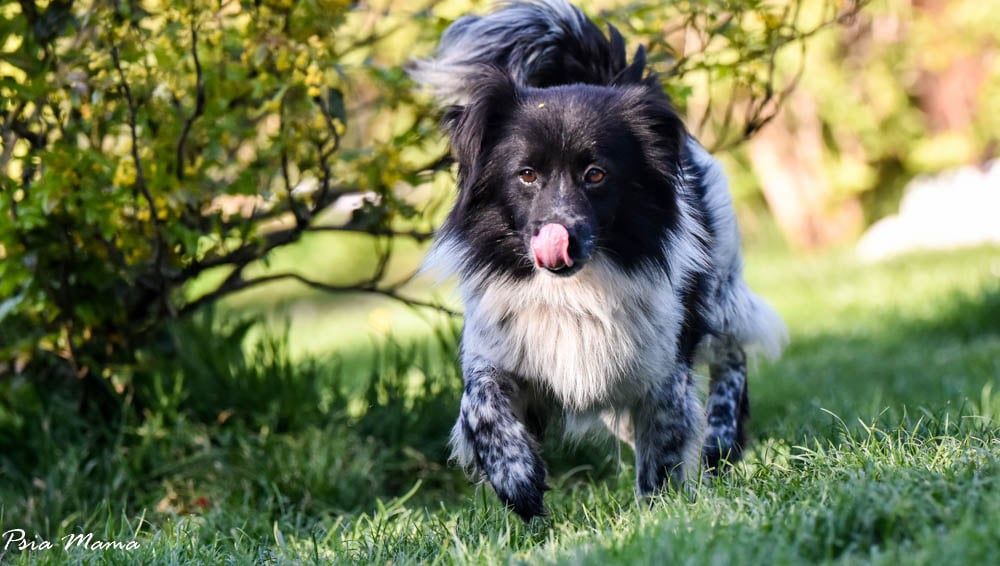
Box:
702;435;744;473
489;458;549;521
497;482;547;521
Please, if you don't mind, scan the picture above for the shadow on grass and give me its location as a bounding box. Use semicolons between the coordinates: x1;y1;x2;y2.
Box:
752;284;1000;442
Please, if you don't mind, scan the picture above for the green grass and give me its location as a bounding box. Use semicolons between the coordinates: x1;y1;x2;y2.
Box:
1;244;998;564
188;230;450;358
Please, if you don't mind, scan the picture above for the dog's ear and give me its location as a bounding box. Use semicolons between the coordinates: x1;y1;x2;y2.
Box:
622;82;687;176
443;67;519;189
608;25;647;86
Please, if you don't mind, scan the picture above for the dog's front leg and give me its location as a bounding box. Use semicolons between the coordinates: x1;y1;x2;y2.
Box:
703;335;750;470
633;367;703;497
451;358;547;520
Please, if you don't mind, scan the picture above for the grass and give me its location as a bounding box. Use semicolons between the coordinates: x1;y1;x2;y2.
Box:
1;243;998;564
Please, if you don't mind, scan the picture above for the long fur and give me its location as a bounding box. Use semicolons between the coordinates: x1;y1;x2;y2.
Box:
414;0;786;520
409;0;647;105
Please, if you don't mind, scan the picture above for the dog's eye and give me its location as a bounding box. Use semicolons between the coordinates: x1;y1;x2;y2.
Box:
584;167;606;185
518;168;538;184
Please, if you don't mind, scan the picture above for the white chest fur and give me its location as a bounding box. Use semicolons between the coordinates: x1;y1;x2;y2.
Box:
461;258;684;410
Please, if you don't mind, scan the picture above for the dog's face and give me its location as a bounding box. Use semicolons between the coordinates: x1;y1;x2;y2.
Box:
444;71;687;278
487;91;643;276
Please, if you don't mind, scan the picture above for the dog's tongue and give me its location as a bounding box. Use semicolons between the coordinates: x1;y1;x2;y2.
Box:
531;223;573;270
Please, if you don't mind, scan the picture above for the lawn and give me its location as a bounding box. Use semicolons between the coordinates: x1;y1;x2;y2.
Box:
1;243;998;564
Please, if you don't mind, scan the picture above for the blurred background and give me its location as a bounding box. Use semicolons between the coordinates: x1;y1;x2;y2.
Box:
2;0;998;358
0;0;998;560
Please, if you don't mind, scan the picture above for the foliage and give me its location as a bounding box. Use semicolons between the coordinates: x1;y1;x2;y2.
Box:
0;0;449;387
0;0;863;394
606;0;867;150
0;244;998;563
755;0;1000;219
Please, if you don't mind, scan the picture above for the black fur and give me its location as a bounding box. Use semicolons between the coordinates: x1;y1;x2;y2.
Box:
439;72;696;281
429;1;649;91
413;1;780;521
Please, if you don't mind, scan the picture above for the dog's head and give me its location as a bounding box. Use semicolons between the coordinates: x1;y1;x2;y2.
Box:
442;69;687;278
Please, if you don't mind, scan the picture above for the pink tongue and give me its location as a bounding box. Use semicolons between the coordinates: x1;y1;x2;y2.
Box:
530;223;573;270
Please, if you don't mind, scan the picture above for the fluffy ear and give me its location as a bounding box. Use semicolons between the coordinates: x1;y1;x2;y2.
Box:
622;83;687;176
608;25;647;86
443;67;520;189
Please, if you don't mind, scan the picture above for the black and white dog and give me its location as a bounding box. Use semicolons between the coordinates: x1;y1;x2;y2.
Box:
412;0;786;520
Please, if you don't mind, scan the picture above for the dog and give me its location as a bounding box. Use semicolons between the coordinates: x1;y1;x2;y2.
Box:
411;0;786;520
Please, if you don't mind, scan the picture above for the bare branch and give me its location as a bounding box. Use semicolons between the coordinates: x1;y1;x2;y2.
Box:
181;270;460;317
331;3;447;60
306;225;436;241
0;100;28;176
174;224;303;281
112;46;171;315
112;49;150;204
368;234;394;288
311;96;344;215
175;21;205;181
279;99;308;227
689;0;870;150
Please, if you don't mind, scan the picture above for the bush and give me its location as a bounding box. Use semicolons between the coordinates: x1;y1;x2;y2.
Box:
0;0;447;391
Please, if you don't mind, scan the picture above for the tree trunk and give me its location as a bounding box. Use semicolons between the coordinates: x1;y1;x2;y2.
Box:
748;90;862;249
912;0;989;137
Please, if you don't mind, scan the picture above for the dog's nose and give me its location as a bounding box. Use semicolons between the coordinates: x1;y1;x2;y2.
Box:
531;223;573;271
